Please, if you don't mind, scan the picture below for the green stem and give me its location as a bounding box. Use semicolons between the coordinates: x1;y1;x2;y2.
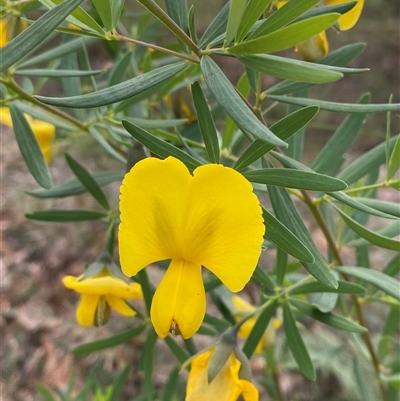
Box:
136;0;200;56
344;182;390;195
302;190;388;401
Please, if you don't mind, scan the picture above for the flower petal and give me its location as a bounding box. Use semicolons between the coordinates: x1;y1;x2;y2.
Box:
76;294;99;326
183;164;264;291
324;0;364;30
106;294;136;316
119;157;192;277
63;275;142;298
30;119;55;144
295;31;329;62
151;259;205;339
241;380;259;401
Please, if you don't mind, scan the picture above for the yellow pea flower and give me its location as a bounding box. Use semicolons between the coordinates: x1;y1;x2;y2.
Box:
63;268;143;327
186;348;259;401
0;107;55;163
0;18;10;48
119;156;265;339
232;295;281;353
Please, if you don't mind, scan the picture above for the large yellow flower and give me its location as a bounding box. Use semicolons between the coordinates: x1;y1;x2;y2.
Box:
0;107;55;163
186;348;259;401
119;157;264;339
232;295;281;354
63;269;143;327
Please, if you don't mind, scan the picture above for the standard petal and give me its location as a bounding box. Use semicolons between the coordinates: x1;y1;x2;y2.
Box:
241;380;259;401
324;0;364;30
151;259;205;339
76;294;99;326
183;164;264;291
106;295;136;316
119;157;192;277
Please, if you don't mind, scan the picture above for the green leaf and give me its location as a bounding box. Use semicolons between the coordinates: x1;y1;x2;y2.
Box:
352;198;400;218
201;56;287;148
283;302;316;381
388;135;400;180
267;95;400;113
141;329;157;400
198;2;230;48
239;55;344;84
89;126;126;164
328;192;398;220
108;51;132;87
191;81;220;163
339;135;398;184
252;265;275;291
290;298;367;333
236;0;273;43
9;104;53;189
165;0;189;33
263;208;314;263
17;37;98;69
65;154;110;210
353;356;377;401
234;106;319;170
242;300;277;358
35;62;187;108
110;366;130;401
164;336;191;364
122;117;187;129
26;210;107;222
337;266;400;301
289;280;366;295
91;0;122;31
334;207;400;252
244;168;347;191
122;120;201;170
249;0;321;38
37;383;58;401
26;171;124;198
161;368;180;401
1;0;84;72
268;185;337;288
311;93;370;174
72;326;145;354
14;68;105;77
228;14;339;55
225;0;247;46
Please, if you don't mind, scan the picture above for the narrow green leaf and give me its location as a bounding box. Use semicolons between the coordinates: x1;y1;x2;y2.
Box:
249;0;321;39
244;168;347;191
108;51;132;87
290;298;367;333
122;120;201;170
311;93;370;174
267;95;400;113
352;198;400;218
110;366;130;401
311;291;338;313
353;356;377;401
35;62;187;108
268;185;337;287
14;68;104;77
191;82;220;163
164;336;191;364
239;55;344;84
89;126;127;164
228;14;339;55
225;0;247;46
252;265;275;291
1;0;84;72
328;192;397;220
263;208;314;263
236;0;273;43
388;135;400;180
337;266;400;301
334;207;400;252
141;329;157;400
37;383;58;401
122;117;187;129
339;135;398;184
65;154;110;210
26;171;124;198
289;280;366;295
165;0;188;33
198;2;230;48
91;0;112;31
72;326;145;354
234;106;319;170
283;302;316;381
9;104;53;189
243;300;277;358
26;210;107;222
161;368;180;401
201;56;287;147
349;221;400;248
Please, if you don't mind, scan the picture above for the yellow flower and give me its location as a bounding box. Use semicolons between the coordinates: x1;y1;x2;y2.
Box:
63;268;143;327
232;295;281;353
324;0;364;31
0;107;55;163
0;18;10;48
186;348;259;401
119;156;264;339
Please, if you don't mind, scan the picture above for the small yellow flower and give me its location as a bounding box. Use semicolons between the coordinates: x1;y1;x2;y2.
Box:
232;295;281;353
63;268;143;327
119;156;265;339
186;348;259;401
0;18;10;48
0;107;55;163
